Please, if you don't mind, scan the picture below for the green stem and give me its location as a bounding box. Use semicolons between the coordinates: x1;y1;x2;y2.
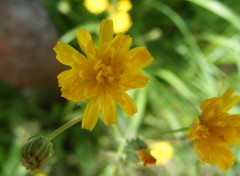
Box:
160;127;188;135
46;116;82;141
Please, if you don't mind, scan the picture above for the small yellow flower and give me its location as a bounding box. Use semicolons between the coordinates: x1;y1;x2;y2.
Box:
54;19;153;131
109;0;132;33
188;89;240;171
34;173;47;176
83;0;109;14
150;141;174;165
111;11;132;33
117;0;132;12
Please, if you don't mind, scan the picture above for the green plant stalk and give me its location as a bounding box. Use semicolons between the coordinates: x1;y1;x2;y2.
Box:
46;116;82;141
160;127;188;135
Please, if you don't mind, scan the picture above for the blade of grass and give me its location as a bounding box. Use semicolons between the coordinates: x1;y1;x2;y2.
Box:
187;0;240;31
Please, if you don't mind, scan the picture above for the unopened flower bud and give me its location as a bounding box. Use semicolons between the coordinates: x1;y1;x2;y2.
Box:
22;136;54;170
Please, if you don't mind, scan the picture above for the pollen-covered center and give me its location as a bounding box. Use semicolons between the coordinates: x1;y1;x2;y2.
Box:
94;61;115;84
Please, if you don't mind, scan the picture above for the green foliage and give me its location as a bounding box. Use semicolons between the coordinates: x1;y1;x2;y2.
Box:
1;0;240;175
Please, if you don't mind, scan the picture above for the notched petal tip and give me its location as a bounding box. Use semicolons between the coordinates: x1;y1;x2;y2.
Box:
54;41;76;66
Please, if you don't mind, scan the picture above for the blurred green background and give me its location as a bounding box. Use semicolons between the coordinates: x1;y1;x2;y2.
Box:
1;0;240;175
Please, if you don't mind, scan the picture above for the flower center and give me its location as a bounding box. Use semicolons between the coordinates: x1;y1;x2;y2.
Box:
188;119;210;140
94;61;114;84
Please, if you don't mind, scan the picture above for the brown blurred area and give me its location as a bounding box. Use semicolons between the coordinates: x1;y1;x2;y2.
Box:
0;0;63;89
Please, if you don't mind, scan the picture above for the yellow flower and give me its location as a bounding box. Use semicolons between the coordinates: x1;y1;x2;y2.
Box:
34;173;47;176
83;0;109;14
111;11;132;33
150;141;174;165
188;89;240;171
54;19;153;131
109;0;132;33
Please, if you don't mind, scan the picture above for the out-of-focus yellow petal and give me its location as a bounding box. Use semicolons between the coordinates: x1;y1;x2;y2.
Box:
111;12;132;33
150;141;174;165
82;98;101;131
34;173;47;176
117;0;132;12
100;19;113;47
112;92;137;116
194;140;234;171
129;47;154;70
83;0;109;14
100;94;117;125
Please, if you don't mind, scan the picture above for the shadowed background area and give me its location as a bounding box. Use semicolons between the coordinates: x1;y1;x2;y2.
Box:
0;0;62;88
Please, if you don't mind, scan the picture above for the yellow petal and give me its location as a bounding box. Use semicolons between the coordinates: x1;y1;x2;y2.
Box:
117;0;132;12
194;140;234;171
111;12;132;33
120;71;149;90
99;19;113;47
128;47;153;70
82;98;101;131
222;88;234;101
100;94;117;125
83;0;109;14
77;30;96;59
112;92;137;116
54;41;79;66
58;70;86;101
111;34;132;61
221;95;240;112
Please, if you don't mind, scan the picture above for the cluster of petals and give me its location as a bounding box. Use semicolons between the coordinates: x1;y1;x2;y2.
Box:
54;19;153;131
188;89;240;171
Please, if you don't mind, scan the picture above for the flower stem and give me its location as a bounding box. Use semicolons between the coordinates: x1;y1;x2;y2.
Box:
160;127;188;135
46;116;82;141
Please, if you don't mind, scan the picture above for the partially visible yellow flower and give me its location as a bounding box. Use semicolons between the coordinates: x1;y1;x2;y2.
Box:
109;0;132;33
150;141;174;165
188;89;240;171
111;11;132;33
83;0;109;14
34;173;47;176
84;0;132;33
117;0;132;12
54;19;153;131
136;149;156;166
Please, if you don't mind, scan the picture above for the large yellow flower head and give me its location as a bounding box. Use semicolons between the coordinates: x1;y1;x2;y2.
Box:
188;89;240;171
54;19;153;131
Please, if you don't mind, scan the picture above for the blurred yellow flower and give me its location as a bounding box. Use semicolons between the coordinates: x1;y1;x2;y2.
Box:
111;11;132;33
109;0;132;33
83;0;132;33
117;0;132;12
188;89;240;171
136;149;156;166
150;141;174;165
54;19;153;131
83;0;109;14
34;173;47;176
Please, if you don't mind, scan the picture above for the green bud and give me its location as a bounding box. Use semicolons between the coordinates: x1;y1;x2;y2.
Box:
21;136;54;171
